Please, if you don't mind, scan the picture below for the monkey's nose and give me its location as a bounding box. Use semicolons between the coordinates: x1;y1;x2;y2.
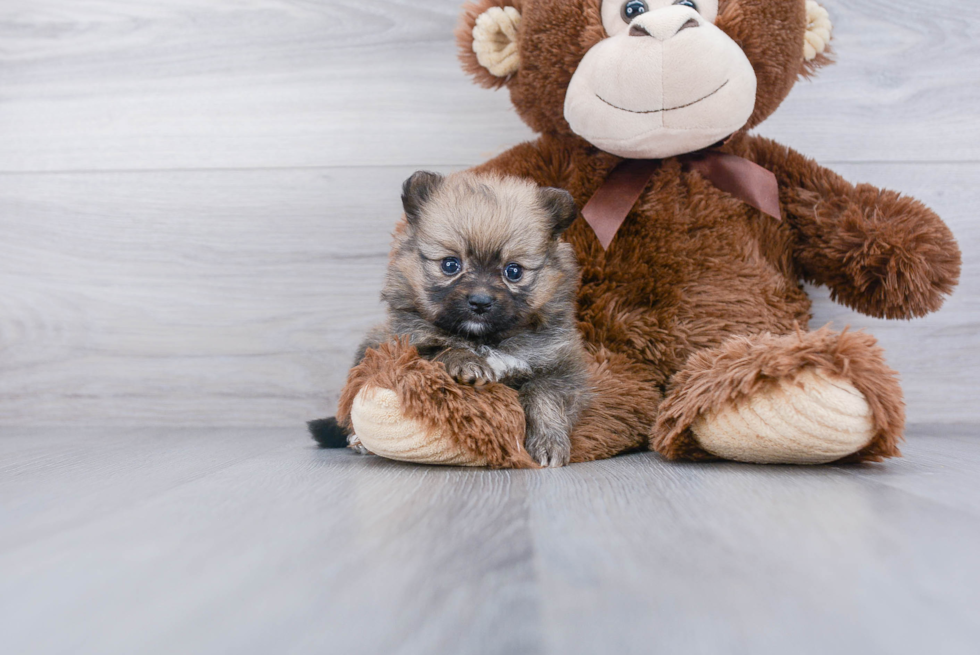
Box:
467;294;494;314
630;17;699;40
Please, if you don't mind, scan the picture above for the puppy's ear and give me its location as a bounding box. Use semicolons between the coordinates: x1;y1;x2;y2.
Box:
401;171;444;227
539;187;578;238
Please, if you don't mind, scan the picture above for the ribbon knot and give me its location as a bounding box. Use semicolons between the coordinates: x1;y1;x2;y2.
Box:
581;150;782;250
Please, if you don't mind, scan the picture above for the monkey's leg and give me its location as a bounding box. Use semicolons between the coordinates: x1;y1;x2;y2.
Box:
652;327;904;464
567;348;663;463
336;339;537;468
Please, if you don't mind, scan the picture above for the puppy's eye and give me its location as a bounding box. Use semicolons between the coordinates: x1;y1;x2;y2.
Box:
441;257;462;276
504;263;524;282
674;0;698;9
621;0;648;23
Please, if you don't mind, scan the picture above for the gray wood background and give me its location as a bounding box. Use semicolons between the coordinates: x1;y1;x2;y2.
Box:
1;0;977;428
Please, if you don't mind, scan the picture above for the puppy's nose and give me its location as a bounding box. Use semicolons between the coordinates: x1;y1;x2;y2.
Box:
467;294;494;314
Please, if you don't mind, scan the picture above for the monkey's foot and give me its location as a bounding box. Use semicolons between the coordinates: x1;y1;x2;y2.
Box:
350;387;487;465
653;327;905;464
692;368;874;464
337;339;537;468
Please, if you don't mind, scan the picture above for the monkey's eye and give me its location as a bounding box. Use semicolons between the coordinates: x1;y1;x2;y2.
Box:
441;257;462;276
674;0;698;9
621;0;648;23
504;263;524;282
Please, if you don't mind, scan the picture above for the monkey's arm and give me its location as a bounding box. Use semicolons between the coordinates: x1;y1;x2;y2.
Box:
734;134;961;319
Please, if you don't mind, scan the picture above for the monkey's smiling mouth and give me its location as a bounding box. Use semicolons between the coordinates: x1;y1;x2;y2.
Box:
596;80;730;115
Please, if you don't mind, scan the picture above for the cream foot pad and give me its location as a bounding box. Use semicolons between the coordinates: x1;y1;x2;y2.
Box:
350;386;488;467
692;368;875;465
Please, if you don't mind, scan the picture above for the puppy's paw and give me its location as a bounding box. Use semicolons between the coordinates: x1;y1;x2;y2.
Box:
525;431;571;468
437;349;497;387
348;433;372;456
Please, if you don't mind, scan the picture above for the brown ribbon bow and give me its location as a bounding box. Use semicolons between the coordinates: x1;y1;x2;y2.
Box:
581;150;782;250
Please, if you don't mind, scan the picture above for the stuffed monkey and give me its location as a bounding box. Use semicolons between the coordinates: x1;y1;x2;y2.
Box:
317;0;960;468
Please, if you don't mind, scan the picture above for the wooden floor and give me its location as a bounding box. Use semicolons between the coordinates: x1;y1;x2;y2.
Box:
2;1;979;652
2;425;980;654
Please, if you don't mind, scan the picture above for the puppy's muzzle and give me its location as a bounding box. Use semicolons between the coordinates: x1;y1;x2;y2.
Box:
467;293;494;315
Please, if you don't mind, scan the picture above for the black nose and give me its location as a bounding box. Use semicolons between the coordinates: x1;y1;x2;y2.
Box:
467;294;494;314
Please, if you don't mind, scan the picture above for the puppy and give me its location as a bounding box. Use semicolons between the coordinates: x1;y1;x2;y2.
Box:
315;171;591;467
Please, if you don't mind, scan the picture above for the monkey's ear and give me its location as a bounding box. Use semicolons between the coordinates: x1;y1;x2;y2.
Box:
401;171;444;227
539;187;578;238
801;1;834;78
457;1;523;89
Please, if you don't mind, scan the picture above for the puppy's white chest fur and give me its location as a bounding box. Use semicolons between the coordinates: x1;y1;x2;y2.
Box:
477;346;531;380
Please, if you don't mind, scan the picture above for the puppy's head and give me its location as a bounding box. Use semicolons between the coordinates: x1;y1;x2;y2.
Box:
387;171;579;340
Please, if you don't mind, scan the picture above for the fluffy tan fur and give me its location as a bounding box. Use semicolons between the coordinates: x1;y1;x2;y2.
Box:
411;173;559;279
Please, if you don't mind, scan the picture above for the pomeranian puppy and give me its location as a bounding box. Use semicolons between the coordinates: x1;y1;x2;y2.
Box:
311;171;591;467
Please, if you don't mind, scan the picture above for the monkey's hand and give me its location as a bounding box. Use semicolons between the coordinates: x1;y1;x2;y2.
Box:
788;183;961;319
736;134;961;319
435;348;497;387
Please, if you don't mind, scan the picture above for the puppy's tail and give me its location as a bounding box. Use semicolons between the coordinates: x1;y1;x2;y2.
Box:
307;417;350;448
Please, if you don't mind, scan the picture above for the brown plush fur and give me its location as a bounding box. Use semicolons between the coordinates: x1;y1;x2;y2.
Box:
337;338;538;469
337;338;662;466
569;346;663;462
341;0;960;465
652;326;906;462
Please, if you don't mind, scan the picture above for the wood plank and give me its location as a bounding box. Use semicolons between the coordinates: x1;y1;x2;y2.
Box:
0;428;541;655
0;427;285;549
0;0;978;173
0;166;408;426
759;0;980;163
1;426;978;654
0;162;976;427
528;431;980;655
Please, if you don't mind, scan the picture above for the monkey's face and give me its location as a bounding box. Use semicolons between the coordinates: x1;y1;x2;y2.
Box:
564;0;757;159
458;0;828;159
